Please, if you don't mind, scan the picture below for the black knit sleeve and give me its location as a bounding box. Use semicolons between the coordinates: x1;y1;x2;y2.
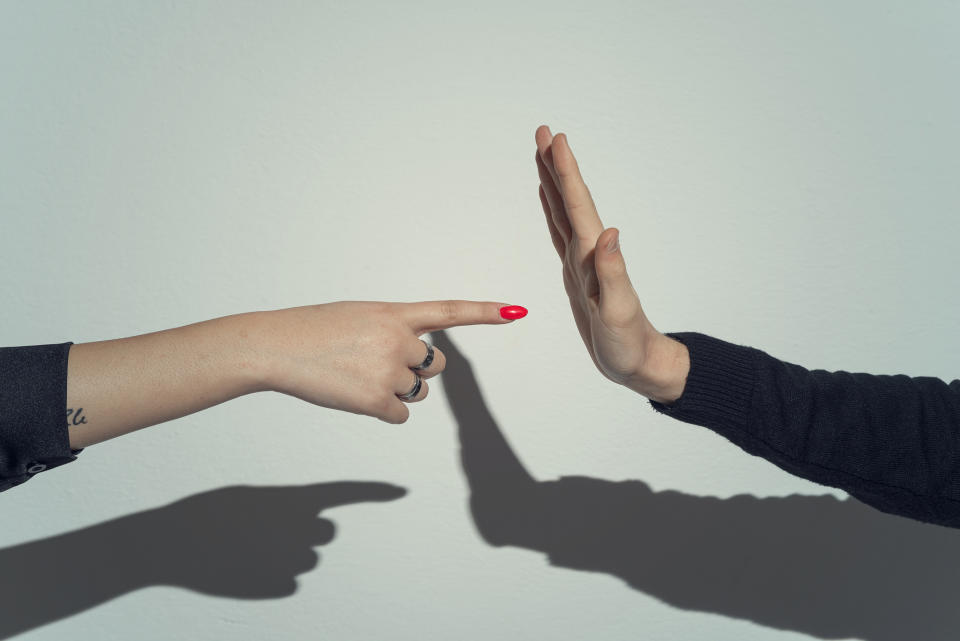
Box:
649;332;960;528
0;342;84;492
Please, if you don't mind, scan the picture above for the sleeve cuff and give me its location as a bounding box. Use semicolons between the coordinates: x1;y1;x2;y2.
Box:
648;332;760;432
0;342;84;492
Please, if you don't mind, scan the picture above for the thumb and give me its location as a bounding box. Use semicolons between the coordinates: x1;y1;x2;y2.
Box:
594;228;638;324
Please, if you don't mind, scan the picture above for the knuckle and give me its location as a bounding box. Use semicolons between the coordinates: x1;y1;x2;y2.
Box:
387;339;406;361
372;301;393;315
398;366;418;386
372;393;395;414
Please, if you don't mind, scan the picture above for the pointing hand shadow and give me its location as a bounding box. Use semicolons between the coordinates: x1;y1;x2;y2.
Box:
0;481;405;640
431;328;960;641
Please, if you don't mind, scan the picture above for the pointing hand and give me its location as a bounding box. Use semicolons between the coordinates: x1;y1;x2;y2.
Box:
245;300;526;423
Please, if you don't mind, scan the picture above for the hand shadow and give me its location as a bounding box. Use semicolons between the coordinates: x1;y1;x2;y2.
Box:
431;328;960;641
0;480;406;639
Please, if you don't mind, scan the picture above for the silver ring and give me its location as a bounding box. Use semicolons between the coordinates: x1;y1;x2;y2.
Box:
397;371;422;401
414;340;434;371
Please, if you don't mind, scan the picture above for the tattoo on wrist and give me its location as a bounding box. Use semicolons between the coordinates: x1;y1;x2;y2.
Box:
66;407;88;427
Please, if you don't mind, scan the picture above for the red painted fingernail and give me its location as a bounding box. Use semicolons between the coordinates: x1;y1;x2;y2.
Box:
499;305;528;320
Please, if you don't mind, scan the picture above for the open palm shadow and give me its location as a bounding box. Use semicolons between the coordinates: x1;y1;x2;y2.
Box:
0;480;405;639
432;328;960;641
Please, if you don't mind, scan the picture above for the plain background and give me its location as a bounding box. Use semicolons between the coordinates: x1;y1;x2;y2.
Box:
2;1;960;640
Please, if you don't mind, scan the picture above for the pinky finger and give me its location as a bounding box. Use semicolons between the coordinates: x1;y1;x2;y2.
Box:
540;184;566;259
380;398;410;424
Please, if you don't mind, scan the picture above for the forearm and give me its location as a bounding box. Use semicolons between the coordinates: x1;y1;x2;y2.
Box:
647;331;960;528
66;312;267;448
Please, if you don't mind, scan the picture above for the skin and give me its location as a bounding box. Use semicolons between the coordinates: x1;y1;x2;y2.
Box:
66;301;515;448
533;124;690;404
65;125;690;450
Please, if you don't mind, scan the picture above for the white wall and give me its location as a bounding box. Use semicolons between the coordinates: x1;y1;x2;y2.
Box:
2;1;959;639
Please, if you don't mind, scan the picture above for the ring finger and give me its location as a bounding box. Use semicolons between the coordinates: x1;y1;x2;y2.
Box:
394;369;429;403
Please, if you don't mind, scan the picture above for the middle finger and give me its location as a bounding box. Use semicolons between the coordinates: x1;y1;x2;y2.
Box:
406;338;445;378
551;133;604;242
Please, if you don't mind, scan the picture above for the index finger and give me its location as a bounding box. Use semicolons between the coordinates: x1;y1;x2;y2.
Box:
244;482;408;513
401;300;524;334
552;133;604;242
313;481;408;511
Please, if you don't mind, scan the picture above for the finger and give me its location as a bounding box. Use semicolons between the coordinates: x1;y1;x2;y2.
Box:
406;339;446;379
315;482;407;510
306;518;336;545
535;126;567;228
535;124;560;186
536;151;570;243
379;394;411;424
394;369;429;403
594;228;640;327
257;481;408;512
539;183;566;259
552;133;604;242
402;300;521;334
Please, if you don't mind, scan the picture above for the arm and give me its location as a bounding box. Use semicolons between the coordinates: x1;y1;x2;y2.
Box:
647;331;960;527
3;300;522;490
66;300;522;448
1;314;266;489
65;312;263;448
533;124;960;528
0;343;79;490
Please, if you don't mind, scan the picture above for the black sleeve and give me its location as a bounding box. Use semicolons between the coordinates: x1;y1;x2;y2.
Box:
649;332;960;528
0;342;84;492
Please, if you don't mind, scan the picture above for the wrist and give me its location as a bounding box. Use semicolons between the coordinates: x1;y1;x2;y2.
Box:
219;311;274;395
628;332;690;405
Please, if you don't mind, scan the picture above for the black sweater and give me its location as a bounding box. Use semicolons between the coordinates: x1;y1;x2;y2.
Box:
649;332;960;528
0;343;83;492
3;334;960;529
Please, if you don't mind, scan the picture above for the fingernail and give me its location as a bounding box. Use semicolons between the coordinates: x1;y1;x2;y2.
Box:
606;231;619;253
499;305;528;320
